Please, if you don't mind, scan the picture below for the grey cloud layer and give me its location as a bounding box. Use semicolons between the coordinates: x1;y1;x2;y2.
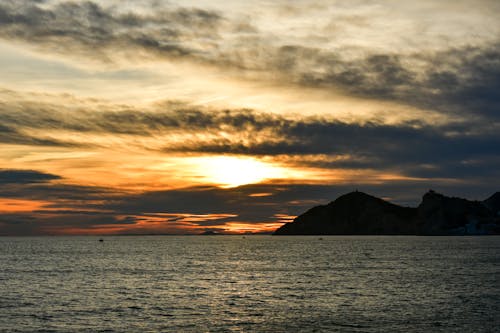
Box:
0;169;61;184
1;1;499;121
303;45;500;120
0;0;222;62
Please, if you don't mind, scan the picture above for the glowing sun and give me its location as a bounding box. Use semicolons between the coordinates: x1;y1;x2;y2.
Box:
193;156;285;188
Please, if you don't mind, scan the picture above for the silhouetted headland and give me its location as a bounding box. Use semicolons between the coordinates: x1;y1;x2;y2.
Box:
274;190;500;235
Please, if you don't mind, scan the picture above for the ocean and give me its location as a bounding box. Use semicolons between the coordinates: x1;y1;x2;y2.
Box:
0;236;499;332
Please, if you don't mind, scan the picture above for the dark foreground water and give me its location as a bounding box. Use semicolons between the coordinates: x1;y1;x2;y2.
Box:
0;236;499;332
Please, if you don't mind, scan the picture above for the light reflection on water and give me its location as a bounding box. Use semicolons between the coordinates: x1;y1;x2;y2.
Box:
0;236;499;332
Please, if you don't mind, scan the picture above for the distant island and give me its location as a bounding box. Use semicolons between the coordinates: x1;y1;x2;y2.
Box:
200;230;221;235
274;190;500;235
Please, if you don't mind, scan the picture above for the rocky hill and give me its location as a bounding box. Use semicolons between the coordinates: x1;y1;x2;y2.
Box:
274;190;500;235
417;190;497;235
483;192;500;216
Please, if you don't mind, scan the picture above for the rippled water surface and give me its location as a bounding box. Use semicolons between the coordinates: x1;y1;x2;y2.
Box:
1;236;499;332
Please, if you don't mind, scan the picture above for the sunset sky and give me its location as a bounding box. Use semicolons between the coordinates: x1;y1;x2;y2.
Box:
1;0;499;235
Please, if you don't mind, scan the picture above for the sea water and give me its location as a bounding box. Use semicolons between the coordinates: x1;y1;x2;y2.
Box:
0;236;499;332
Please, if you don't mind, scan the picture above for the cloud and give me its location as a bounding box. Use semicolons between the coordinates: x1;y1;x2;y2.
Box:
1;91;499;184
0;169;61;184
0;0;223;64
247;42;500;122
0;177;117;202
1;1;499;122
0;211;134;236
0;123;76;148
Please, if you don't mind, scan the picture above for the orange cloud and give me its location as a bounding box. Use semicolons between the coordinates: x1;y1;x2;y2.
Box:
0;198;51;213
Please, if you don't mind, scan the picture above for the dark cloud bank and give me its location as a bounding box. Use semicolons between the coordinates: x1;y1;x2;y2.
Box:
0;169;60;184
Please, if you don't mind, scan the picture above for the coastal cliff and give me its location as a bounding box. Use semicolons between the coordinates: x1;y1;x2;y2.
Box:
484;192;500;216
274;190;500;235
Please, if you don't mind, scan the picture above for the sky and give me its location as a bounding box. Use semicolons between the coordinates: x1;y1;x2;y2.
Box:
0;0;499;235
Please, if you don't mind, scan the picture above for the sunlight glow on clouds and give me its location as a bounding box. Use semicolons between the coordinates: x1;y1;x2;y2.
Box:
187;156;289;188
0;198;51;213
